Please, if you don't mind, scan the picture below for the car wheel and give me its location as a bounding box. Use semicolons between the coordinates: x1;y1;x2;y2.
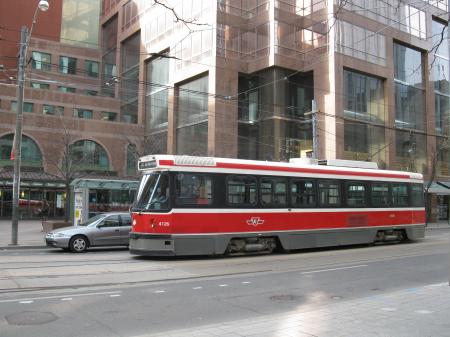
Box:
69;235;88;253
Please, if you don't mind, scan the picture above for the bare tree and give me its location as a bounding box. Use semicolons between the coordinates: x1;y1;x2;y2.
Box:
424;137;449;224
45;118;91;222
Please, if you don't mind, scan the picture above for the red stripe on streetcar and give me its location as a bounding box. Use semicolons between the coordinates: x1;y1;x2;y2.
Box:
158;159;413;180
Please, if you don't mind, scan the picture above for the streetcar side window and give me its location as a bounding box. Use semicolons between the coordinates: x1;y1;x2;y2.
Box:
392;183;408;207
290;179;316;207
318;180;341;207
346;181;367;207
175;173;212;206
410;184;424;207
371;183;390;207
226;175;257;206
259;178;287;207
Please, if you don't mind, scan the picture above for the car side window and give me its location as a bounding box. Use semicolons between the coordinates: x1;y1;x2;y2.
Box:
102;215;120;227
120;214;132;226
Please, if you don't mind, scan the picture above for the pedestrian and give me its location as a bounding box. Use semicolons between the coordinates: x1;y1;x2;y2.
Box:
41;199;49;221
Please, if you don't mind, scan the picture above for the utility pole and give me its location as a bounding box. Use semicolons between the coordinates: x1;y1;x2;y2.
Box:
305;99;318;159
11;26;28;246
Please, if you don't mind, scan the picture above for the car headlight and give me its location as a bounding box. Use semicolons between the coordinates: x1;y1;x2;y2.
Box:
48;233;69;238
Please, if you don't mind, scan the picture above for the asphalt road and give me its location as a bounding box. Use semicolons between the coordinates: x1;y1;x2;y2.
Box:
0;228;448;337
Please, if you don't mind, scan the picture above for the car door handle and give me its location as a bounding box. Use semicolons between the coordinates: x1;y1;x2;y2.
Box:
115;229;119;232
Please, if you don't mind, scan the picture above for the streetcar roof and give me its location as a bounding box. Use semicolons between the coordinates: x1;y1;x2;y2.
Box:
138;155;423;183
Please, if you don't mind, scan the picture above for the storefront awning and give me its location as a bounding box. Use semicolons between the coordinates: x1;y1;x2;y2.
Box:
427;181;450;195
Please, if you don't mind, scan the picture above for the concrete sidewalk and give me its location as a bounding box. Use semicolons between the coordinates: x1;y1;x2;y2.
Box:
141;282;450;337
0;219;48;249
0;219;448;250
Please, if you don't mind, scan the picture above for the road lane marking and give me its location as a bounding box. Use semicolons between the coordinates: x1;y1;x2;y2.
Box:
0;291;122;304
19;301;33;304
415;310;433;314
153;290;165;294
301;264;368;274
242;281;251;284
219;284;228;287
61;298;72;301
381;307;397;312
110;294;121;298
192;287;203;290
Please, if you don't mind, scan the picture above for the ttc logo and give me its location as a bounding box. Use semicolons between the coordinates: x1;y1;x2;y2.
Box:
246;217;264;227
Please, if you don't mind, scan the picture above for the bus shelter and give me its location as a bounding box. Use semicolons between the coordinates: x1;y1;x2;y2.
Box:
70;178;138;225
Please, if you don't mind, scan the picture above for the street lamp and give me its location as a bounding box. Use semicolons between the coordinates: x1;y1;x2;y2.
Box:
11;0;50;246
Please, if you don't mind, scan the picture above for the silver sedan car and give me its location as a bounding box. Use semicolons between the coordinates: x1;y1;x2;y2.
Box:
45;212;132;253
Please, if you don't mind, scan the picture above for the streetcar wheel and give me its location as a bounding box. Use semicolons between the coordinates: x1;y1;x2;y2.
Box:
69;235;88;253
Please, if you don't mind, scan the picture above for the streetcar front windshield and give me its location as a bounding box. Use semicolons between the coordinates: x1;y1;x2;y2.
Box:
133;173;170;211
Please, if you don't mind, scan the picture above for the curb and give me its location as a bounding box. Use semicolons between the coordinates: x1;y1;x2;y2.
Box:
0;245;46;250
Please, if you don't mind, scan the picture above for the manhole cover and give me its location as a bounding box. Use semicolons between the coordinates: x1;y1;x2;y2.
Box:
331;296;343;300
270;295;301;302
5;311;58;326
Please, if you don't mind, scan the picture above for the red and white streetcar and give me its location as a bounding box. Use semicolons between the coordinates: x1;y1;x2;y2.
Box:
129;155;425;256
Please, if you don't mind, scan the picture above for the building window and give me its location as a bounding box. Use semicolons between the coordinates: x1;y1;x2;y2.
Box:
11;101;34;113
335;21;386;66
59;56;77;74
30;82;50;90
120;32;140;124
73;108;93;119
126;143;137;175
238;68;314;161
394;42;426;172
101;111;117;121
69;140;109;171
0;134;42;167
85;90;98;96
43;105;64;115
85;60;99;78
433;20;450;136
101;15;118;98
31;52;51;71
344;70;385;122
59;86;76;93
176;75;209;155
145;54;169;130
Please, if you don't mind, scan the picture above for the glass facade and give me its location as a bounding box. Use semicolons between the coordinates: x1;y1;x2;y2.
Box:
335;21;386;66
101;15;118;97
120;32;140;124
145;54;169;130
60;0;101;48
343;0;426;39
238;68;314;161
176;75;209;156
394;43;426;172
69;140;109;171
433;19;450;175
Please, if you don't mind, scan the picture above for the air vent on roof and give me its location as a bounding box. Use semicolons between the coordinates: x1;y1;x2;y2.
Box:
173;156;216;166
318;159;378;169
289;158;318;165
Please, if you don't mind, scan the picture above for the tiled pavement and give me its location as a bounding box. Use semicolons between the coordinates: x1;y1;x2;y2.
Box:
141;282;450;337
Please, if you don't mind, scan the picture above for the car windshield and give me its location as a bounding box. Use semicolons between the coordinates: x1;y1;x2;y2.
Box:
133;173;169;211
78;214;105;226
